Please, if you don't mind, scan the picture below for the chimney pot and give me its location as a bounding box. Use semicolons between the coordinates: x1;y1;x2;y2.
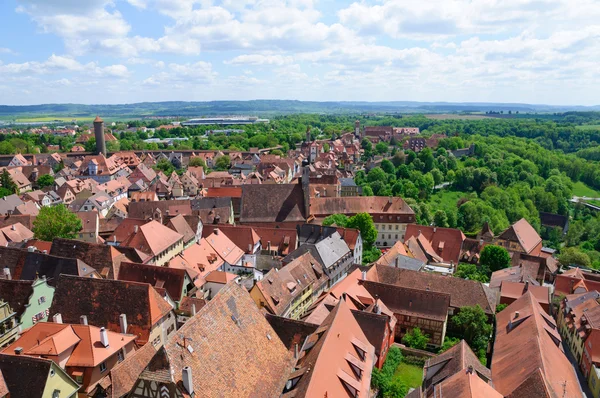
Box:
134;225;139;234
80;315;88;325
100;327;109;348
182;366;194;395
191;303;196;316
119;314;128;334
514;311;520;319
53;313;63;324
361;271;367;281
3;268;11;280
14;347;22;355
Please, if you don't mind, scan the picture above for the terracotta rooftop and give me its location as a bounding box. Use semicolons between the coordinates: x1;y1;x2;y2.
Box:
114;220;183;258
203;270;237;284
500;281;549;305
204;229;245;266
3;322;135;368
50;238;126;279
431;370;502;398
309;196;415;221
49;275;172;345
265;314;319;353
163;283;294;396
492;291;581;397
168;239;224;287
202;224;260;254
497;218;542;255
102;340;157;398
286;299;375;397
404;225;466;265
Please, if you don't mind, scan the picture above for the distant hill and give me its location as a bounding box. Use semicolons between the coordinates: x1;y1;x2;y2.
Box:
1;100;599;119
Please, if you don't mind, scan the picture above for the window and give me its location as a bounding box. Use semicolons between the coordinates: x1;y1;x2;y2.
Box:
52;390;61;398
117;350;124;362
395;225;399;230
152;335;161;347
99;362;107;373
38;296;46;304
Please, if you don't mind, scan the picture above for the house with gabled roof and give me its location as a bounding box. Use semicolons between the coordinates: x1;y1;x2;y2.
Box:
127;283;293;397
492;291;582;397
0;354;80;398
282;299;375;398
49;275;175;348
2;322;136;395
250;252;328;319
0;277;55;331
494;218;543;256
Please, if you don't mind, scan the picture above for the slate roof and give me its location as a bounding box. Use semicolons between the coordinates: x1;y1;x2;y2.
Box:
493;291;581;398
49;275;172;345
163;283;294;397
361;280;450;322
265;314;319;353
367;264;496;315
423;340;491;393
0;279;34;318
0;354;57;398
50;238;125;279
240;183;307;223
118;262;189;302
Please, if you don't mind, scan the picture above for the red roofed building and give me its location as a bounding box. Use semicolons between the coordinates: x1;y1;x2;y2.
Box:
404;225;466;267
554;267;600;296
2;322;136;395
499;281;550;314
493;291;582;397
494;218;542;256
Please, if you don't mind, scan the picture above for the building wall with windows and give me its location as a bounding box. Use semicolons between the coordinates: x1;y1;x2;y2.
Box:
375;222;408;248
20;277;55;330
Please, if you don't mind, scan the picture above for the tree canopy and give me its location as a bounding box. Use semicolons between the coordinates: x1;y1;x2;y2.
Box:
33;204;82;241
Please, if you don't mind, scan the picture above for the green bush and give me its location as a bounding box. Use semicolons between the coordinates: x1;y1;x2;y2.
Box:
371;347;408;398
401;355;426;367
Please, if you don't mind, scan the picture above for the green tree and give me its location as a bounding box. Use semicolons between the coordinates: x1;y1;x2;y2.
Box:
455;263;490;283
391;151;405;167
37;174;55;188
347;213;378;248
322;214;350;227
371;347;407;398
381;159;395;175
439;336;460;353
188;157;206;168
480;245;511;273
154;158;174;175
361;138;373;160
323;143;330;152
558;247;591;268
0;170;17;194
451;305;492;364
375;141;388;155
215;155;231;170
0;142;15;155
402;327;429;350
367;167;387;183
33;204;82;241
433;210;449;228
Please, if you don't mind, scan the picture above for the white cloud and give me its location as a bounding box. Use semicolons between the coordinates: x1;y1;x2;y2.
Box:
226;54;293;66
0;54;129;78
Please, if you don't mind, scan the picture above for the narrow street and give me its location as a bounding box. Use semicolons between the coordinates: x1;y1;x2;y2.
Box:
561;341;593;397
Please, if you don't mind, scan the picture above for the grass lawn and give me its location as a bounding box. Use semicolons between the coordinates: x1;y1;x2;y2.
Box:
427;189;469;212
394;362;423;389
572;181;600;198
587;200;600;207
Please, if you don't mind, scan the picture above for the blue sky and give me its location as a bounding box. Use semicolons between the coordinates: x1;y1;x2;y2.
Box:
1;0;599;105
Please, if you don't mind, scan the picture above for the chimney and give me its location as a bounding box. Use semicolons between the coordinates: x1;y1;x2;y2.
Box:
93;116;106;156
294;343;300;359
191;303;196;316
182;366;194;395
53;313;63;324
100;327;109;348
11;225;15;231
27;246;35;252
119;314;128;334
134;225;139;234
248;244;252;253
466;365;474;374
514;311;520;319
388;197;392;204
524;281;529;292
433;227;437;233
14;347;23;355
80;315;88;325
214;228;219;235
3;268;11;280
362;271;367;280
267;241;271;252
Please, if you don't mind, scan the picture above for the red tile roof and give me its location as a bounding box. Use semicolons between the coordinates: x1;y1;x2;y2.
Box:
493;291;581;397
404;225;466;264
118;261;188;301
498;218;542;255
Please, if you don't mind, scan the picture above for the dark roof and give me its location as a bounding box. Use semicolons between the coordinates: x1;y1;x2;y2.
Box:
118;262;188;301
0;279;33;318
539;212;568;230
49;275;172;345
296;224;339;245
339;178;357;187
50;238;122;279
423;340;491;393
370;264;496;315
190;197;231;210
351;310;390;359
240;183;306;223
265;314;318;352
0;247;94;285
0;354;53;398
361;280;450;321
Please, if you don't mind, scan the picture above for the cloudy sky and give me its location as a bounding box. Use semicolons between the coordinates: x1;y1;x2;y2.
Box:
1;0;599;105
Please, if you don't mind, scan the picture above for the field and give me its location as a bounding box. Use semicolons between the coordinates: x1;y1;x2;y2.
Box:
424;114;492;120
394;362;423;390
14;116;96;123
575;125;600;130
572;181;600;198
